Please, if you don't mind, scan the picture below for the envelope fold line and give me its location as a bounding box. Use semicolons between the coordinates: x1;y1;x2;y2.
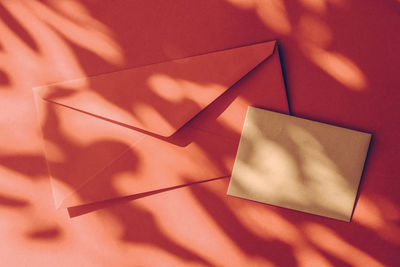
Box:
37;40;277;137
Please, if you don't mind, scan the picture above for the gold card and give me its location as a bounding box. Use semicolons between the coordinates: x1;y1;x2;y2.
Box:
227;106;371;221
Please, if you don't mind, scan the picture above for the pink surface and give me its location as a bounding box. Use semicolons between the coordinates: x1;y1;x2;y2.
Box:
0;0;399;266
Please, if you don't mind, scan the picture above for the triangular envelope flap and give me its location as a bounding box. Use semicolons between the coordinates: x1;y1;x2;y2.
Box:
36;41;276;137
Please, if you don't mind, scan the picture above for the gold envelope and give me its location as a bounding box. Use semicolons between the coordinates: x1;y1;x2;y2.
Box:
33;40;290;209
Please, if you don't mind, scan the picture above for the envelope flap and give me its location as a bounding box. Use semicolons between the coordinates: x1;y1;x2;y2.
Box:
34;41;276;137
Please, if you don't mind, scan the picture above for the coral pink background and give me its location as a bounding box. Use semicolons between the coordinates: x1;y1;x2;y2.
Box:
0;1;399;266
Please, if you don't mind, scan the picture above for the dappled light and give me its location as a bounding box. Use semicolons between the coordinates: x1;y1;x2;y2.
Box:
255;0;292;35
298;0;328;13
294;14;367;90
148;74;190;102
304;223;386;266
297;0;347;13
0;0;399;266
296;15;332;48
22;0;124;66
305;45;367;90
129;181;251;265
148;74;224;104
354;196;400;245
227;0;292;34
228;107;370;221
38;41;277;137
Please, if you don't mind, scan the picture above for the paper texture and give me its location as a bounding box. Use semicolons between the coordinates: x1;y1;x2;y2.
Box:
34;41;290;208
227;107;371;221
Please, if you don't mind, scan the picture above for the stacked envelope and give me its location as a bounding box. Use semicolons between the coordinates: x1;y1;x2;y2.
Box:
33;40;371;222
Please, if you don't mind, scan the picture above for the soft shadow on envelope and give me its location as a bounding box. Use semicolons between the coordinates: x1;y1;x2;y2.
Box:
33;40;289;209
